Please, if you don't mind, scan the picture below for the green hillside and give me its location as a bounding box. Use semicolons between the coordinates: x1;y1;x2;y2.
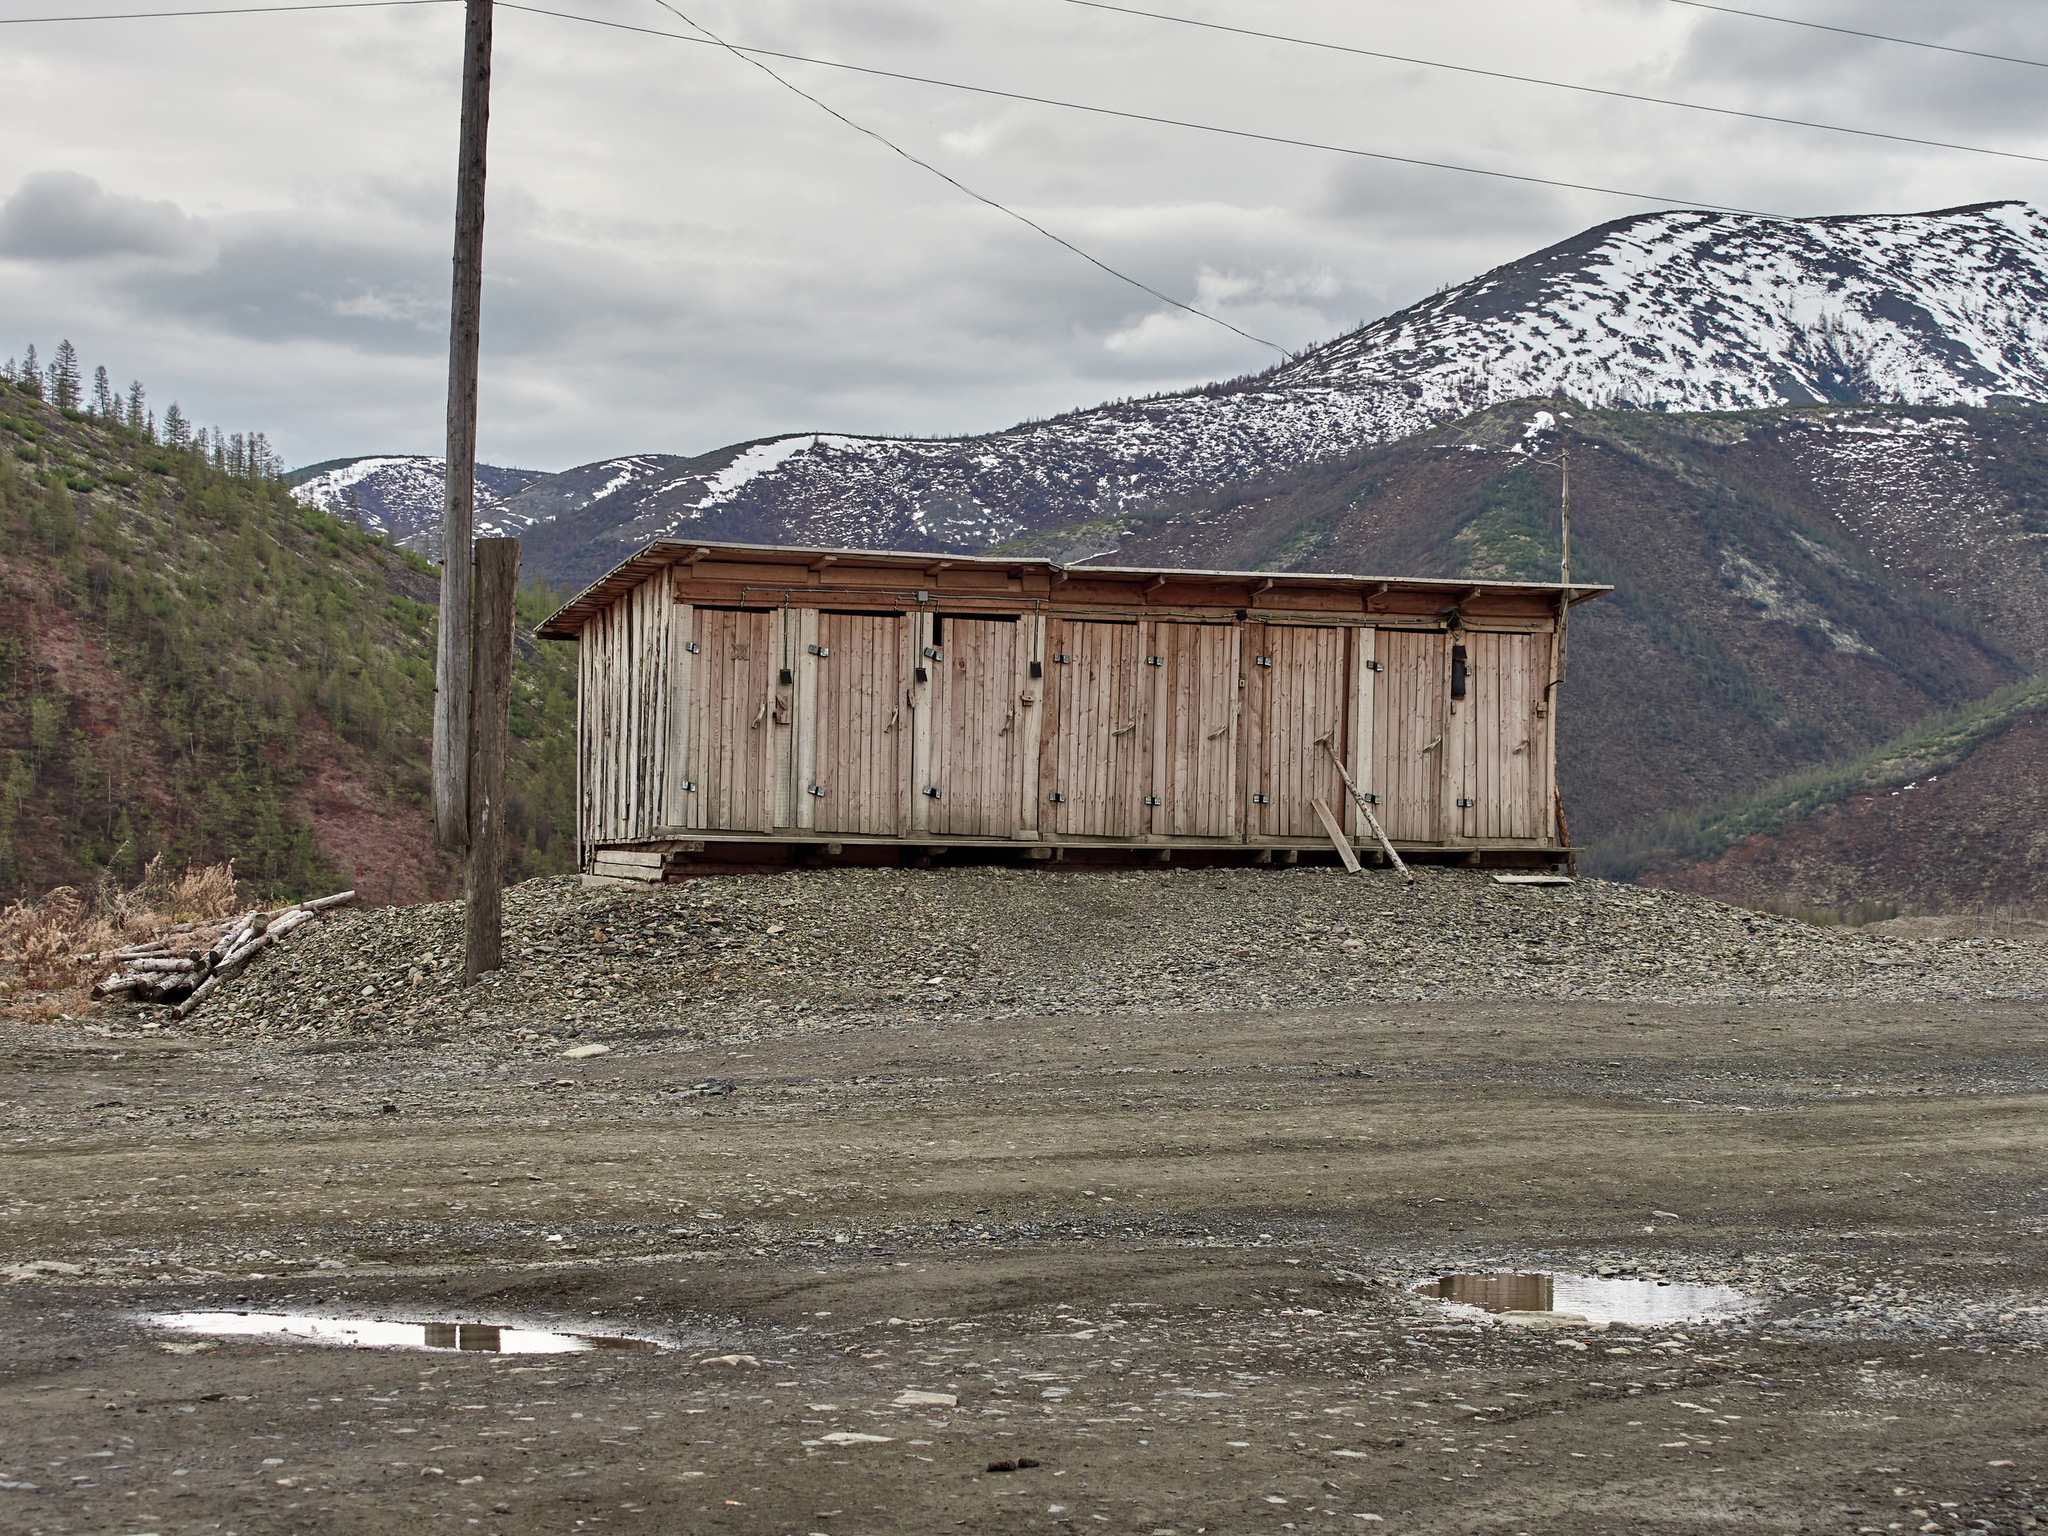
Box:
0;380;577;905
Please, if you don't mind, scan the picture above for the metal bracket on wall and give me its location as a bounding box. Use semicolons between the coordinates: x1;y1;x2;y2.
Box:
680;780;697;792
807;784;826;797
1365;659;1383;672
683;641;701;654
1051;652;1070;664
1254;655;1273;668
1146;655;1164;667
807;644;830;657
1047;792;1066;803
1251;793;1271;805
922;785;942;799
1143;795;1161;806
1456;797;1475;808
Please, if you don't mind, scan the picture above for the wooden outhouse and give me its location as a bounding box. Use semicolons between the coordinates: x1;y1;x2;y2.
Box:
535;543;1607;876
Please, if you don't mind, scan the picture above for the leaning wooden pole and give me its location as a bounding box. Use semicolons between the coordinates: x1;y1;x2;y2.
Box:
466;537;519;981
434;0;494;853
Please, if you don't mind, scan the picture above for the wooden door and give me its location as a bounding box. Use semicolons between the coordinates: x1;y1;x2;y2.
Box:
1038;619;1150;838
1371;628;1449;843
687;607;777;832
1152;621;1240;837
930;616;1027;837
1244;623;1349;839
1452;631;1548;842
809;612;909;836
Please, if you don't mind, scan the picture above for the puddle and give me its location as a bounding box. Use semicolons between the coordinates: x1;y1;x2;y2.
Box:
1415;1272;1752;1328
150;1311;663;1354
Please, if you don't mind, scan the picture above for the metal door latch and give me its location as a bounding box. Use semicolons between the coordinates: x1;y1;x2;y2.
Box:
1146;655;1164;667
923;646;944;660
1365;659;1383;672
922;785;942;799
1143;795;1161;806
807;784;826;797
1051;652;1070;664
1047;792;1066;803
1254;655;1273;668
1456;797;1475;808
808;644;831;657
1362;791;1380;804
683;640;701;654
680;780;697;792
1251;793;1271;805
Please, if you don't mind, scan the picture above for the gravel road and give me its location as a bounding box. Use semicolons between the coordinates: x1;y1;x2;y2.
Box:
3;871;2044;1535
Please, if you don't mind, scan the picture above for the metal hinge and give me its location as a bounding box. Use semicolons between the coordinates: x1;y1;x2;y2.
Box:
683;640;701;654
808;644;831;657
1363;791;1380;804
680;779;697;792
1146;655;1164;667
922;785;942;799
1251;793;1271;805
1365;659;1383;672
1143;795;1161;806
1051;652;1070;664
1456;797;1475;808
923;646;944;661
1255;655;1273;668
807;784;826;797
1047;792;1066;803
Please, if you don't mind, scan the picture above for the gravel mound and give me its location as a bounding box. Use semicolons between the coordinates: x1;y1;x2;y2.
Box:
170;866;2048;1043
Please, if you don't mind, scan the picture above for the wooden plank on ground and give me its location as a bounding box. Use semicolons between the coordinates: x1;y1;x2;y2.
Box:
1309;795;1361;873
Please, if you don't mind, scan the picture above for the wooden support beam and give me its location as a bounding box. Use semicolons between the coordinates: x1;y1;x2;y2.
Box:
465;536;519;982
1310;796;1362;873
432;0;494;855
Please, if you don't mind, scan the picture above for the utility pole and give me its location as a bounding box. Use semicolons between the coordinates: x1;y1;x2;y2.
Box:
466;538;519;981
434;0;494;855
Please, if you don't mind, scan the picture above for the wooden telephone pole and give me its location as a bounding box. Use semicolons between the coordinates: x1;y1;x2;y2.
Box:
432;0;516;980
434;0;494;855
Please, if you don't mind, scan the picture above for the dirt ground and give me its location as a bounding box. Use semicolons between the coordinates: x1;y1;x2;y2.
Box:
1;990;2043;1535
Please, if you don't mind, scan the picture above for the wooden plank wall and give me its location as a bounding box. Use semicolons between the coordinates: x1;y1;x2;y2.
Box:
1372;629;1447;843
811;612;909;835
581;578;1565;855
690;607;777;833
931;617;1026;837
576;571;678;851
1041;619;1149;838
1153;621;1239;837
1462;631;1546;840
1248;623;1349;839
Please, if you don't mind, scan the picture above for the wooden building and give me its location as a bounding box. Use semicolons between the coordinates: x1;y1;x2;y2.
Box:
535;543;1607;877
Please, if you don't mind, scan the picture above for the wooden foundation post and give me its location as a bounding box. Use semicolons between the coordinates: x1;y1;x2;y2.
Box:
466;537;519;982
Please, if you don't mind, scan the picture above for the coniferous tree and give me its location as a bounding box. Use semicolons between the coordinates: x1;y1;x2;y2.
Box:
20;345;39;399
126;380;146;431
92;365;116;418
162;403;189;447
48;340;81;410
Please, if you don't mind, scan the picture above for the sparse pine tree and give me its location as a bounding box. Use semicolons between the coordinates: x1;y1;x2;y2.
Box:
145;408;156;442
126;380;145;431
49;340;81;410
21;345;39;399
162;402;189;447
92;365;116;418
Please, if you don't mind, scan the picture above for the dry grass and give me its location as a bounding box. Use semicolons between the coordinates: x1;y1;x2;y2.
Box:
0;860;243;1013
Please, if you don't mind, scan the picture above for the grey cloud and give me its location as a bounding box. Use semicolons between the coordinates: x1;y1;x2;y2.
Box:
0;171;210;261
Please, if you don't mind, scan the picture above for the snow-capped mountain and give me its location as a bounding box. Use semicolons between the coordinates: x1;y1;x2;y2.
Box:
286;456;547;551
292;200;2048;583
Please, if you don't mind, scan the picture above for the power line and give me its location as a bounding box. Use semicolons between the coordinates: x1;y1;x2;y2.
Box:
1667;0;2048;71
1065;0;2048;168
0;0;450;22
637;0;1287;357
501;3;1774;217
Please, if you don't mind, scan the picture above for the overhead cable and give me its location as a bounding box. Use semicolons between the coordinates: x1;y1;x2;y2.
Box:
501;3;1773;217
0;0;449;21
1667;0;2048;71
1065;0;2048;167
636;0;1288;356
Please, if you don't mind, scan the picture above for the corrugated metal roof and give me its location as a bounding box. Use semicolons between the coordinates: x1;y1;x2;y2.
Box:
533;539;1609;640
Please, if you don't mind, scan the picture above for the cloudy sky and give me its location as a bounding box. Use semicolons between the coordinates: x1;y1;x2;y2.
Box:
6;0;2048;471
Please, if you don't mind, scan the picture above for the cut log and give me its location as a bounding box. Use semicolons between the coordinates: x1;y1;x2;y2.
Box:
129;957;199;973
1320;739;1415;885
90;975;148;1000
1309;797;1363;874
171;972;220;1021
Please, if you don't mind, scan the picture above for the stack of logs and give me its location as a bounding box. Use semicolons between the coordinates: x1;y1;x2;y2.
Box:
89;890;356;1021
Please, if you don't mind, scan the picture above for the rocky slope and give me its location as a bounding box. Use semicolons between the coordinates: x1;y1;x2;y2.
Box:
294;201;2048;586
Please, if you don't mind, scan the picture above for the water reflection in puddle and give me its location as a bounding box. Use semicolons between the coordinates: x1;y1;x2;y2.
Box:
151;1312;663;1353
1416;1272;1751;1328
